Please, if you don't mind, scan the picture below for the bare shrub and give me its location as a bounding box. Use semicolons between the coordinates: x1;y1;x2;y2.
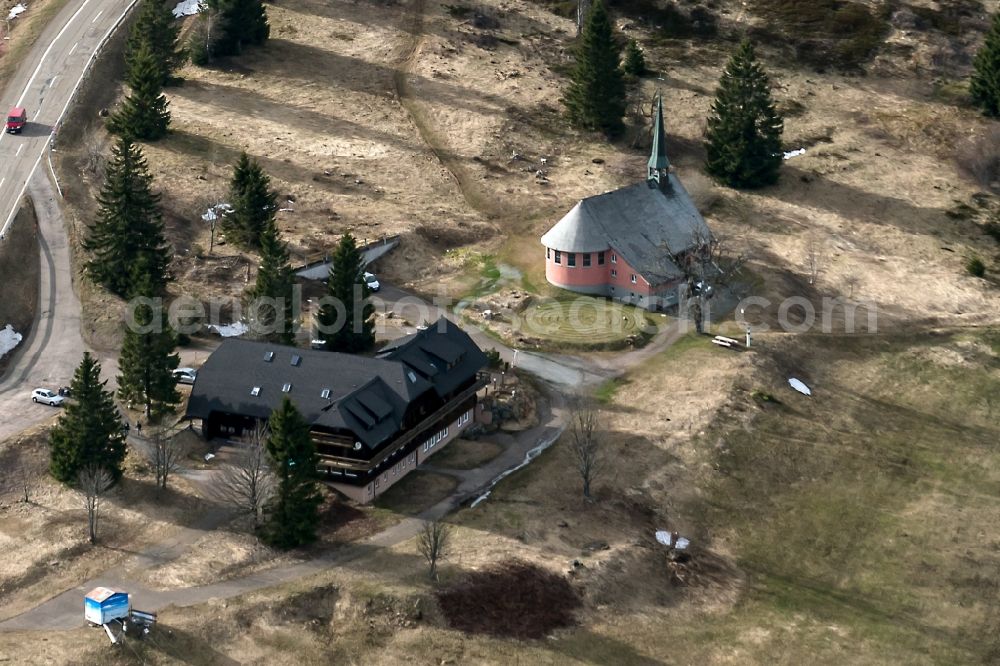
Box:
955;127;1000;193
417;520;452;581
149;429;187;492
78;465;114;544
568;398;601;500
213;424;274;528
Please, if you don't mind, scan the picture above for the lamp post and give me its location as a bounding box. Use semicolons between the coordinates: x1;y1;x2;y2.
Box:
740;307;751;348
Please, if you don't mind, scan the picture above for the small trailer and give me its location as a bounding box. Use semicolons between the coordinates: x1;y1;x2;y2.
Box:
84;587;130;626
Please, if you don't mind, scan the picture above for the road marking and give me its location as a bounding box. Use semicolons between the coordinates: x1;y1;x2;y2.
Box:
91;9;102;22
0;178;4;188
69;41;79;56
14;0;97;108
15;144;23;157
0;0;140;240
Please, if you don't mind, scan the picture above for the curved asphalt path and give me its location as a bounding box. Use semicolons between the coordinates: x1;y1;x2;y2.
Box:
0;0;136;440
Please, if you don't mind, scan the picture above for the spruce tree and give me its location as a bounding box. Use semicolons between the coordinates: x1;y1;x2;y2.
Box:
704;39;784;189
117;266;181;420
315;232;374;353
246;218;297;344
84;137;171;297
563;0;626;137
223;153;276;249
125;0;184;87
262;397;322;549
109;41;171;141
213;0;270;57
623;39;646;77
50;353;127;484
971;11;1000;117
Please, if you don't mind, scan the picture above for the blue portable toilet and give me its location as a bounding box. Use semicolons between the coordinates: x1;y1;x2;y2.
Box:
84;587;130;625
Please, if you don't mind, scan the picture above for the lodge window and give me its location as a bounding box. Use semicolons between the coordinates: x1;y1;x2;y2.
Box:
546;248;550;259
611;253;617;264
554;250;561;264
610;269;617;278
598;251;605;265
374;477;380;488
568;253;576;267
631;274;637;284
583;253;591;267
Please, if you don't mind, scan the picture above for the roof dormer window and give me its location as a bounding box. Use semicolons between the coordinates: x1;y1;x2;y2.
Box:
264;352;274;362
250;386;261;396
291;355;301;366
321;388;331;399
282;383;292;393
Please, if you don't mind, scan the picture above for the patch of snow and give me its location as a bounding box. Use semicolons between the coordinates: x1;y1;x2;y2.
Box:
208;321;248;338
783;148;806;160
788;378;812;396
0;325;22;359
8;4;27;20
655;530;672;546
201;202;232;222
172;0;202;18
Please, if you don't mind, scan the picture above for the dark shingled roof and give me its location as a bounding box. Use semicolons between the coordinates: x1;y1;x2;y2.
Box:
540;175;711;285
186;317;485;449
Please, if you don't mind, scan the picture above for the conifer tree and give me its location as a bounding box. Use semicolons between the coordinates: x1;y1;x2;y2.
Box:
704;39;784;189
563;0;626;137
623;39;646;77
50;353;127;484
117;266;181;420
971;11;1000;117
109;41;171;141
246;218;297;344
262;398;322;549
125;0;184;87
315;232;374;353
214;0;270;57
223;153;276;249
84;137;171;297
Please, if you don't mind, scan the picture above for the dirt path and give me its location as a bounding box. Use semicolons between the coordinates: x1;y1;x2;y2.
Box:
392;0;505;221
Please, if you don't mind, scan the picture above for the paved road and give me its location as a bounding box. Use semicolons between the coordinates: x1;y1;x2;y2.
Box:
0;0;136;438
0;171;86;440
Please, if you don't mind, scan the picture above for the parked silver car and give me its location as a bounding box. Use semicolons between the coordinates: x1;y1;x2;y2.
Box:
31;388;65;406
173;367;197;385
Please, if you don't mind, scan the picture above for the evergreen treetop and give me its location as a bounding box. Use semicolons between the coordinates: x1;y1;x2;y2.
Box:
211;0;270;58
704;39;784;189
223;153;277;249
84;136;171;297
563;0;626;137
246;218;297;345
623;39;646;77
315;232;374;354
125;0;184;86
110;40;171;141
262;397;322;549
970;11;1000;117
50;352;127;484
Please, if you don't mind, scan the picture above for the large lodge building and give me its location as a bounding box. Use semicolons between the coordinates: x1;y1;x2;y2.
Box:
185;317;488;503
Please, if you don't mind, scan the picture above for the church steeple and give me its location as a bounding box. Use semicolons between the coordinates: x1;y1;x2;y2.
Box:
647;93;670;184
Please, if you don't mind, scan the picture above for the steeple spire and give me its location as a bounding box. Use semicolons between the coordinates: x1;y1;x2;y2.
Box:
647;93;670;184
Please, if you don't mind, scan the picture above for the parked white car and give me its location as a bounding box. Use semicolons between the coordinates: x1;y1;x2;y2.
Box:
173;367;197;385
31;388;65;406
364;271;381;292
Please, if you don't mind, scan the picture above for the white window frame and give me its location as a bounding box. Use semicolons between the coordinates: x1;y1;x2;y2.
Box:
611;253;617;264
630;274;637;284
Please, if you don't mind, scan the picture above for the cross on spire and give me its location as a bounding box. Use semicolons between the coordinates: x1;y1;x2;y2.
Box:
647;93;670;184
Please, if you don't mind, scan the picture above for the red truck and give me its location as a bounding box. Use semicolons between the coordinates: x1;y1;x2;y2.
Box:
5;107;27;134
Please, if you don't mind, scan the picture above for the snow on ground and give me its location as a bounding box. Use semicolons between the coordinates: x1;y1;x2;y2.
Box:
172;0;201;18
208;322;248;337
0;325;23;359
7;4;27;20
783;148;806;160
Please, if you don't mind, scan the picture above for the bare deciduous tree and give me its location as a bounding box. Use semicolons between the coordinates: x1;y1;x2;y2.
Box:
213;424;274;528
16;463;37;504
81;128;107;179
78;465;114;545
569;399;601;500
805;235;824;285
418;520;452;581
150;429;186;492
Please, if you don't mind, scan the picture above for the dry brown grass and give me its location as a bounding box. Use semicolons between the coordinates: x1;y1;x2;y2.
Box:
0;202;38;376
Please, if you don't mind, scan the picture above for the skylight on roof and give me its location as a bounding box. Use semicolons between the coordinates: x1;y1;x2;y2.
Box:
264;351;275;362
291;355;301;366
407;371;417;383
282;383;292;393
321;388;331;399
250;386;261;396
